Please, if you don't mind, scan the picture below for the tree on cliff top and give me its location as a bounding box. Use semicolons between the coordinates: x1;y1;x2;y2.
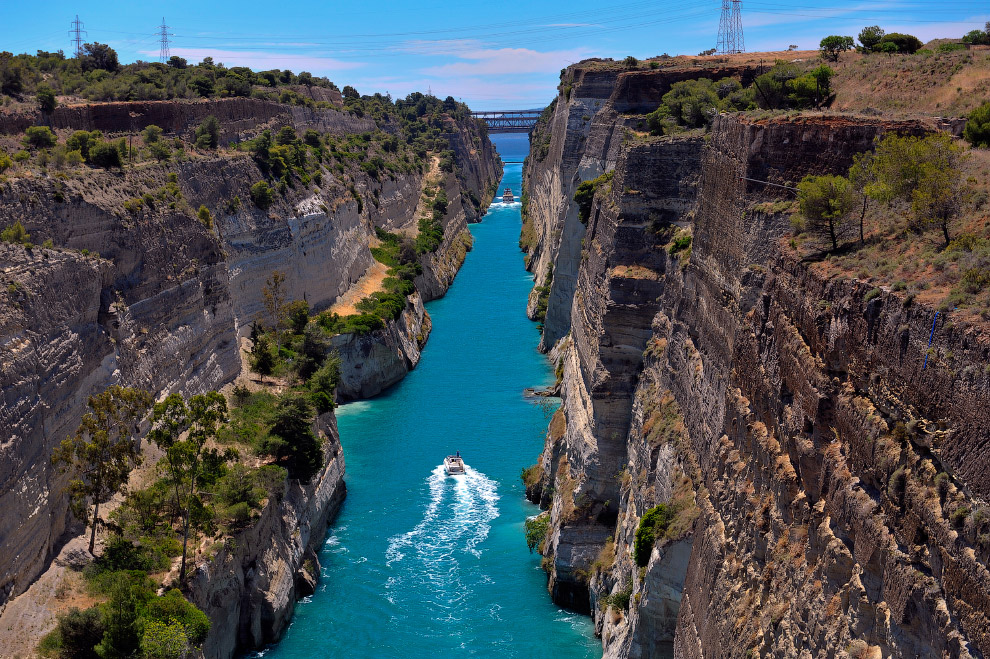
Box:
820;35;855;62
858;26;885;51
796;174;856;251
148;392;233;583
52;386;152;553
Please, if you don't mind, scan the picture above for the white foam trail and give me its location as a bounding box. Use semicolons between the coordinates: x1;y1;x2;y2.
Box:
487;201;522;209
384;464;500;607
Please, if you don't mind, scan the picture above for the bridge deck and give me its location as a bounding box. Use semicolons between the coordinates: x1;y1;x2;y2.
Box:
471;109;544;133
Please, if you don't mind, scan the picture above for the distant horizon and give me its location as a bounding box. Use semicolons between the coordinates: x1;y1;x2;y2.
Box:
2;0;988;110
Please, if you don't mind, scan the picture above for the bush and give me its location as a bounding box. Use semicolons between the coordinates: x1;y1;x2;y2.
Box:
197;205;213;229
144;589;210;644
250;181;274;209
37;85;57;113
879;33;923;54
623;55;638;68
194;115;220;149
23;125;57;149
573;171;613;224
285;299;309;333
858;25;885;51
524;512;550;553
634;504;673;566
308;353;341;413
964;102;990;148
256;392;323;480
89;142;122;168
140;620;189;659
0;150;11;173
142;124;163;145
1;221;30;245
42;606;105;658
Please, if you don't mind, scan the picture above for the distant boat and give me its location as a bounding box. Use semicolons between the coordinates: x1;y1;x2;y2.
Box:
502;188;514;203
444;453;466;475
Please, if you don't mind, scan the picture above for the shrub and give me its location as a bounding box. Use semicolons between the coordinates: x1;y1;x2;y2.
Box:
12;150;30;163
142;124;163;145
285;299;310;333
964;102;990;148
858;26;885;51
888;466;907;503
194;115;220;149
796;174;856;251
256;392;323;480
634;504;673;566
140;620;188;659
952;506;971;528
524;512;550;553
250;181;274;209
935;472;951;502
574;171;613;224
197;205;213;229
308;353;341;414
879;33;923;54
37;85;57;113
43;606;105;658
23;125;57;149
521;464;542;488
1;221;30;245
623;55;638;68
89;142;122;168
0;150;11;173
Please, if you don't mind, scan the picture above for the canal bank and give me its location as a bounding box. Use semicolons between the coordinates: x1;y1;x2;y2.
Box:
253;134;601;658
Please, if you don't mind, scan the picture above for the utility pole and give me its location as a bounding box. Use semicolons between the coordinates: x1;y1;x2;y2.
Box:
716;0;745;55
69;15;87;58
158;18;172;63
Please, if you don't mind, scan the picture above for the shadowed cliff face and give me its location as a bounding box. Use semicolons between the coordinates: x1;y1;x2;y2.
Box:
0;101;501;614
524;63;990;658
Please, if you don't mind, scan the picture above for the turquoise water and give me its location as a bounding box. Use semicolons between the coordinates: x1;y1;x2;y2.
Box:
255;134;601;658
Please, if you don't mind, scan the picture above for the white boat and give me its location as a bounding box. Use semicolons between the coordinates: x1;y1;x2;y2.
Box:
444;453;466;475
502;188;514;203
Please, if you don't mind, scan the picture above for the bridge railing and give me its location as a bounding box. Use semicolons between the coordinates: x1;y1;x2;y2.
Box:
471;109;544;133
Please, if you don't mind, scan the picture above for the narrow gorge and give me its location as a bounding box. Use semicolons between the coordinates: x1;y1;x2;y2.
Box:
521;59;990;658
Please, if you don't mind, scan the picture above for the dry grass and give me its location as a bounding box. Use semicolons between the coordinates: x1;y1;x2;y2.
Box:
328;261;390;316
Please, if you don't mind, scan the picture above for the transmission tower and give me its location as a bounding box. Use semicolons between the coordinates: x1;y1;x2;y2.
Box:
158;18;173;63
69;15;87;58
716;0;745;55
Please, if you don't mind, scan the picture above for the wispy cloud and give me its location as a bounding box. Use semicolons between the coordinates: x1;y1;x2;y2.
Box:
420;46;589;77
545;23;601;28
139;47;365;72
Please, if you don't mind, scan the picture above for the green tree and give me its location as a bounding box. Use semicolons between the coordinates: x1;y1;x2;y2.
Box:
524;512;549;553
263;270;288;351
80;42;120;72
148;391;231;583
858;26;885;51
148;140;171;162
66;130;99;161
879;33;923;54
623;55;639;68
89;141;122;168
276;125;297;145
194;115;220;149
1;220;30;245
820;35;855;62
142;124;163;145
848;151;879;244
0;150;11;173
197;205;213;229
166;55;188;69
250;333;276;382
250;180;274;209
140;620;189;659
37;85;57;113
285;299;310;333
46;606;104;658
867;132;965;247
189;76;214;97
23;125;57;149
308;352;341;414
796;174;856;251
634;504;673;567
96;572;152;659
52;386;152;553
342;85;359;100
0;51;25;96
258;392;323;480
964;102;990;148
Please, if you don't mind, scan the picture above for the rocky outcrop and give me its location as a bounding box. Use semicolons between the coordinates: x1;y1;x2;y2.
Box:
0;99;500;621
188;413;345;658
524;62;990;659
0;97;370;142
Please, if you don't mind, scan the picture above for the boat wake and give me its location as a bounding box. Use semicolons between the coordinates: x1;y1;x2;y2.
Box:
384;465;499;610
488;201;522;209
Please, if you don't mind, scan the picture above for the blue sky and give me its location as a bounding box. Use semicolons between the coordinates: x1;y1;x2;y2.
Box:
1;1;987;110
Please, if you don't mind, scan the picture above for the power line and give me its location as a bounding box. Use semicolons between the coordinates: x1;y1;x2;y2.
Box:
158;18;172;63
717;0;745;55
69;15;87;58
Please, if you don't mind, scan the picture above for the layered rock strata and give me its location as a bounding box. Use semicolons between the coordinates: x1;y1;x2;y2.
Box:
0;97;500;648
524;63;990;658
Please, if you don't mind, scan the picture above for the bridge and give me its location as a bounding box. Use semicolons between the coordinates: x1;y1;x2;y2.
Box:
471;109;544;133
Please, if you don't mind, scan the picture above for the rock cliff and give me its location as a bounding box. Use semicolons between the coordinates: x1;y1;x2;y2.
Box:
0;96;500;654
523;62;990;658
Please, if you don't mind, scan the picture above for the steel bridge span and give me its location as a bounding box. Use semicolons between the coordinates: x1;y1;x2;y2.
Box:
471;109;544;133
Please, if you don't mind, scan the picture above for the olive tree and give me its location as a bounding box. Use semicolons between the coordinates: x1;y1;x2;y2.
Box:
820;35;854;62
52;386;152;553
796;174;856;251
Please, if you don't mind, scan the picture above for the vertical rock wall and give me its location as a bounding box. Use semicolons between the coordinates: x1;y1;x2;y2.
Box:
524;63;990;658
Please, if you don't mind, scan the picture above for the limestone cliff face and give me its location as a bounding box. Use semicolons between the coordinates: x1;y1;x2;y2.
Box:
187;413;345;658
525;64;990;658
0;99;501;626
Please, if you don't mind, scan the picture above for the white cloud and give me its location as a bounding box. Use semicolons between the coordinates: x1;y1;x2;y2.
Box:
420;46;589;77
140;47;365;72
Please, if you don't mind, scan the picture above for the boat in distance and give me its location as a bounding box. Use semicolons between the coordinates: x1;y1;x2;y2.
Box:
502;187;514;203
444;453;466;475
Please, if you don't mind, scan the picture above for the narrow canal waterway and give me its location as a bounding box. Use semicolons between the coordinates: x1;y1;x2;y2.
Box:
255;134;601;658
